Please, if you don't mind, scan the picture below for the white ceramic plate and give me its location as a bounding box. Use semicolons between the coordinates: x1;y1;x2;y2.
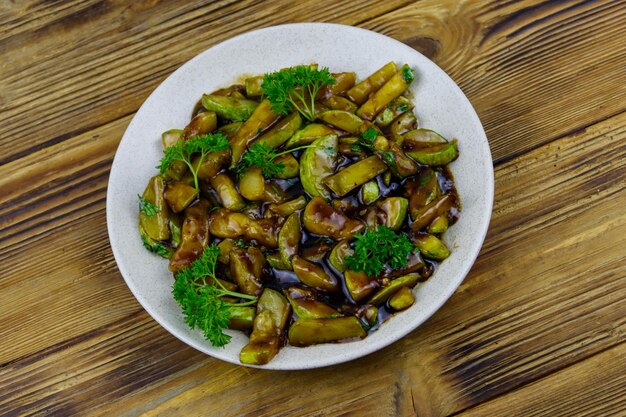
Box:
107;23;494;370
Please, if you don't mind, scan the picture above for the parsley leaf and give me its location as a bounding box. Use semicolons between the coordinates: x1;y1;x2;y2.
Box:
141;233;174;259
350;127;378;153
157;133;229;189
344;226;415;277
237;143;313;178
402;66;415;83
261;66;335;121
138;195;160;216
172;244;257;348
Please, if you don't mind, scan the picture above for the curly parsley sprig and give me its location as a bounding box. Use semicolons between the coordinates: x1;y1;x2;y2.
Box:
237;143;314;178
344;226;416;277
157;133;229;189
172;244;257;348
261;66;335;121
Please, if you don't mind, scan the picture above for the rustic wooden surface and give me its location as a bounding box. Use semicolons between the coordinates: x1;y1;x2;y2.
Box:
1;0;625;415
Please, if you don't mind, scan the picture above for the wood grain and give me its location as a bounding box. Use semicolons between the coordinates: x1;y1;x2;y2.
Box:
1;0;624;165
1;0;625;415
1;110;623;416
459;343;626;417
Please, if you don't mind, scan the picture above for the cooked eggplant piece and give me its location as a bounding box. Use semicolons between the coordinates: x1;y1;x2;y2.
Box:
288;317;366;346
284;287;340;319
229;246;265;296
323;156;387;197
388;286;415;311
278;213;301;266
303;197;365;239
363;197;408;231
139;175;171;241
368;273;421;305
164;181;198;213
201;94;259;122
292;255;339;292
285;123;335;148
299;134;338;198
168;199;210;273
412;234;451;260
255;112;302;148
406;140;459;166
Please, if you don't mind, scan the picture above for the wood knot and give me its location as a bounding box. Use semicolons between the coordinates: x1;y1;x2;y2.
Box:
402;36;441;60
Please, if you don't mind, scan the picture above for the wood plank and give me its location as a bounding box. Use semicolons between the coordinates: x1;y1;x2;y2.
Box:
1;1;624;166
458;343;626;417
365;0;626;161
1;111;623;416
0;0;413;165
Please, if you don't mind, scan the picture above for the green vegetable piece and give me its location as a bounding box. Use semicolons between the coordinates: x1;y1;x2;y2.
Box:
323;156;387;197
347;62;397;105
407;167;440;220
169;214;182;248
245;75;264;97
361;180;380;205
328;240;354;273
389;111;418;143
428;215;449;234
240;310;281;365
402;128;448;148
411;194;456;232
266;252;292;270
374;96;414;127
256;112;302;148
139;175;170;241
216;239;236;264
284;287;340;319
238;167;266;201
230;99;282;167
164;181;199;213
257;287;291;331
181;111;218;141
364;197;408;231
322;95;358;113
168;199;210;273
303;197;365;240
288;317;366;347
229;247;266;296
240;287;292;365
210;173;246;211
161;129;183;149
406;140;459;166
368;273;421;305
344;225;415;277
139;225;174;259
209;209;250;239
292;255;339;292
318;110;364;134
267;196;307;217
345;270;377;302
285;123;335;148
272;154;299;179
228;306;255;331
412;234;451;261
201;94;259;122
279;213;301;266
388;286;415;311
299;134;338;198
382;171;392;187
361;305;379;328
322;72;357;97
357;64;414;121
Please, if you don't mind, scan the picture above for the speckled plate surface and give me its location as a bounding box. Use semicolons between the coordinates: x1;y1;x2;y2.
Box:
107;23;494;370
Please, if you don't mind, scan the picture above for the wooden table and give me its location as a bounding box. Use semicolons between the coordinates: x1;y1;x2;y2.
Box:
1;1;624;415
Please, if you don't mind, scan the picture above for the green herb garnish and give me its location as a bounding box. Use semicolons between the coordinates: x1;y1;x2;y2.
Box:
141;234;174;259
138;195;160;216
261;66;335;121
172;244;257;347
396;104;409;112
237;143;313;178
350;127;378;153
402;66;414;83
344;226;415;277
157;133;229;189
